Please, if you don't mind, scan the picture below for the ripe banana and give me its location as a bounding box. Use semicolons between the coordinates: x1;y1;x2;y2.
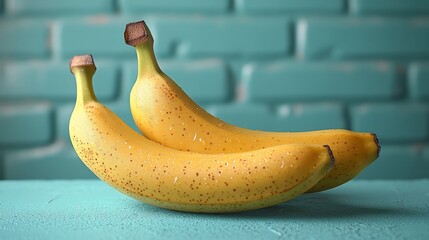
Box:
124;20;381;193
69;54;335;213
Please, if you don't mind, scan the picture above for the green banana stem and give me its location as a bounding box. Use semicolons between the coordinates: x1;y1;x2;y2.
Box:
71;64;97;105
135;42;161;78
124;21;161;78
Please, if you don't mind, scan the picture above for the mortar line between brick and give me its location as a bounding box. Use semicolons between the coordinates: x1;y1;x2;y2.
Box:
112;0;121;14
344;0;351;14
344;104;352;130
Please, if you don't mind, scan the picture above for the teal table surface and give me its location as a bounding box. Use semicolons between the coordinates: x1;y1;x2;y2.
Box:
1;179;428;240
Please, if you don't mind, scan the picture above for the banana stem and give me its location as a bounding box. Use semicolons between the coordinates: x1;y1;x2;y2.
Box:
124;20;161;78
135;42;161;78
71;66;97;105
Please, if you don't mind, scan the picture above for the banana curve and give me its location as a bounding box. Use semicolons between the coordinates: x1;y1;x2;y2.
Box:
69;54;334;213
124;20;380;193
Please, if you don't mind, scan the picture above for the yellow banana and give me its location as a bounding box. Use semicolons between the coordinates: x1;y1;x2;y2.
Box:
69;54;334;213
124;20;380;193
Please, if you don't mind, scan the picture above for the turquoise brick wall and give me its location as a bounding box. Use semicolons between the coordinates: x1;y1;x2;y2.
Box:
0;0;428;180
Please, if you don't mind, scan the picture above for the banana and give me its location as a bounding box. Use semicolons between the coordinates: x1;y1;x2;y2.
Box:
69;54;335;213
124;20;381;193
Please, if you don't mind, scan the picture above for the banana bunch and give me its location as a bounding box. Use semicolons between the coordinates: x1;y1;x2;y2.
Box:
68;20;380;213
124;21;380;192
69;55;334;213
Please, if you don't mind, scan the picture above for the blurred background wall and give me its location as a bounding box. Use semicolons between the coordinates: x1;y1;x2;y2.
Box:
0;0;428;180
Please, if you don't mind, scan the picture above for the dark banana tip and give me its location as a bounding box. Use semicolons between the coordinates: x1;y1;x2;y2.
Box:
124;20;151;46
69;54;96;72
371;133;381;157
323;145;335;167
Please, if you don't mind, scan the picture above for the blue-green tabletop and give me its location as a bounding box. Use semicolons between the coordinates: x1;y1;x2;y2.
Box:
1;179;428;240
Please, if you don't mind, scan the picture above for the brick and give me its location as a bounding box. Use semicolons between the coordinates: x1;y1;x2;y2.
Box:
2;141;96;179
5;0;115;16
275;103;346;131
236;0;344;13
57;18;131;59
119;0;230;13
296;18;429;59
0;103;53;146
208;103;345;131
350;0;429;15
408;63;429;101
350;103;429;142
243;61;400;102
208;104;272;130
0;61;120;101
123;59;231;104
0;21;49;59
151;17;289;57
162;60;231;103
357;145;429;179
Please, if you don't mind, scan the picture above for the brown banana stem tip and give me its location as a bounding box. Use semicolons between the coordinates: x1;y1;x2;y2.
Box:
69;54;96;72
323;145;336;167
124;20;151;46
371;133;381;157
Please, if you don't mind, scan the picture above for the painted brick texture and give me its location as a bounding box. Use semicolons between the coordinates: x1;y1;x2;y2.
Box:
236;0;344;13
120;0;230;13
296;18;429;59
243;62;400;101
5;0;115;16
151;17;290;57
0;61;120;101
0;1;428;180
350;0;429;15
408;63;429;101
0;103;53;146
0;21;49;58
